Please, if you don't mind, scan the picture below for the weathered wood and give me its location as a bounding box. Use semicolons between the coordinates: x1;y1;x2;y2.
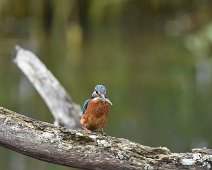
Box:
0;107;211;170
9;47;212;169
14;46;81;129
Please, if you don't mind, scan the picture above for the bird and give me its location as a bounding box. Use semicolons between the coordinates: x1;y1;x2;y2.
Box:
80;85;112;135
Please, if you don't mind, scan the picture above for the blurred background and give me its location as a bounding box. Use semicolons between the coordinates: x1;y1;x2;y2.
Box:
1;0;212;170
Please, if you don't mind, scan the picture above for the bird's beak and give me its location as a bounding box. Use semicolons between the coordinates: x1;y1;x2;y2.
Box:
100;93;106;99
106;98;113;105
100;94;113;105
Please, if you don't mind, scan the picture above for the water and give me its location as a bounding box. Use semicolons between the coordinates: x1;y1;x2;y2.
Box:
0;1;212;170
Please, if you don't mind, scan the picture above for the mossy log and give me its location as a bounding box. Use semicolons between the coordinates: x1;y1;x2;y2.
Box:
0;107;212;170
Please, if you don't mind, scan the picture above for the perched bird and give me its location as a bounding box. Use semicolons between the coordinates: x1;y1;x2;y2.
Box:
80;85;112;135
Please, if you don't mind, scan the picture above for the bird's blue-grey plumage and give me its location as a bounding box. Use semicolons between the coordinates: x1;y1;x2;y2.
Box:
82;99;90;114
95;85;106;95
81;85;108;115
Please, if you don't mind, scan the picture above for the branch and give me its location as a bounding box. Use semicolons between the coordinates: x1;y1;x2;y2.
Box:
0;107;211;170
10;47;212;169
14;46;81;129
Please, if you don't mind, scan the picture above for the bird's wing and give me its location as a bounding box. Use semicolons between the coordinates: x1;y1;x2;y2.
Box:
82;99;90;114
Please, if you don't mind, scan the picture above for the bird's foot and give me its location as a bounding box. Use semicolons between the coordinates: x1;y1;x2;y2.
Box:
82;127;107;136
90;130;107;136
82;127;92;134
100;129;107;136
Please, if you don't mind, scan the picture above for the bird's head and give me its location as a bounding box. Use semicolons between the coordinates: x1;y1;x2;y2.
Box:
92;85;112;105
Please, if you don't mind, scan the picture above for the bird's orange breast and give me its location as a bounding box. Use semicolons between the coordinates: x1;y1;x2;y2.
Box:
80;98;110;131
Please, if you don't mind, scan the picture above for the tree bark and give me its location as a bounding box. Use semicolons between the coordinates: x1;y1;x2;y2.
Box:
0;107;211;170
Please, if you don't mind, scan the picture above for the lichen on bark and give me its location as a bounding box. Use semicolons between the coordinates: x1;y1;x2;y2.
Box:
1;107;212;169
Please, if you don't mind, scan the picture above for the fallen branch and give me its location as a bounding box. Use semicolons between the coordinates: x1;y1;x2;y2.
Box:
0;107;211;170
14;46;81;129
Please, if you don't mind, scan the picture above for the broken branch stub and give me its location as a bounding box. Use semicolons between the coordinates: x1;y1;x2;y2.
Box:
14;46;81;129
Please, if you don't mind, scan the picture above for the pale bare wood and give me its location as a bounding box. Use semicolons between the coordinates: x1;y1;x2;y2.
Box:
14;46;81;129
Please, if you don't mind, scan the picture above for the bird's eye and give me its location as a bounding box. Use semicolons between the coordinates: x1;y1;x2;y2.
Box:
96;91;99;94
